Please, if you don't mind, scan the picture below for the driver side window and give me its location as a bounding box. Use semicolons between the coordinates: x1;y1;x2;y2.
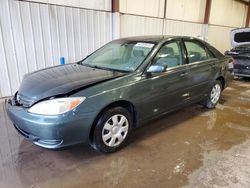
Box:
153;41;183;69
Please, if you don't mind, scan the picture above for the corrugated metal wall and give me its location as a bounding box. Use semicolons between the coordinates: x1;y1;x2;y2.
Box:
166;0;206;23
22;0;112;11
210;0;247;28
207;25;235;53
119;0;165;38
207;0;248;53
120;0;248;54
0;0;112;97
0;0;249;98
120;14;163;37
163;20;204;37
120;0;165;17
120;0;205;39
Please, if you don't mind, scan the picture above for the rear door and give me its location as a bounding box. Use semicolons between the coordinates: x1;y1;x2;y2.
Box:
183;39;217;101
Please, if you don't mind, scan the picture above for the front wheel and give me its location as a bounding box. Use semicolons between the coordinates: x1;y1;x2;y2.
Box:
92;107;132;153
203;81;222;109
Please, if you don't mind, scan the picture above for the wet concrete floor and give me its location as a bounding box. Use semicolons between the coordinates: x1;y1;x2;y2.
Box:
0;79;249;188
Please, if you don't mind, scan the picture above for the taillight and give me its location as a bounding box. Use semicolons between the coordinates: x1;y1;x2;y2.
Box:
231;58;236;64
228;58;234;70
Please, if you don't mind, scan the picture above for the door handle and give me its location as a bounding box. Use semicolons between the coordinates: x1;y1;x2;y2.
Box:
180;72;188;77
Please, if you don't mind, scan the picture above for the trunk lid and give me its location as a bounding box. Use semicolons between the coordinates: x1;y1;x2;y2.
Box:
231;28;250;48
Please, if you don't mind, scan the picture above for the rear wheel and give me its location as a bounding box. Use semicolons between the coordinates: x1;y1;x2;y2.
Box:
203;80;222;109
92;107;132;153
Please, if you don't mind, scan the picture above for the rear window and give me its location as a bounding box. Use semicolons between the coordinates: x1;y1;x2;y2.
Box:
235;32;250;43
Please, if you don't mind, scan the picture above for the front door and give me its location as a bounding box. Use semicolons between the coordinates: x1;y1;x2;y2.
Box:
136;40;191;121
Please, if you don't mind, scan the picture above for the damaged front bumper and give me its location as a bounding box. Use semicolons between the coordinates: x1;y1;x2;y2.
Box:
5;97;96;149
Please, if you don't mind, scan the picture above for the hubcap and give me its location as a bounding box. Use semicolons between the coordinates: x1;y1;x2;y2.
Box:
210;84;221;104
102;114;129;147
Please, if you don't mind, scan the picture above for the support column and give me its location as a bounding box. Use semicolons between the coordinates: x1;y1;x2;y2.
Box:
245;1;250;27
162;0;167;35
204;0;211;24
202;0;212;41
112;0;120;39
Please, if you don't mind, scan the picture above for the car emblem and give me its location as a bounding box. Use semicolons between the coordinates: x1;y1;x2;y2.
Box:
247;66;249;69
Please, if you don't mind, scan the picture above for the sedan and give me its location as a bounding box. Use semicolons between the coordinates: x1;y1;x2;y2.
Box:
6;36;234;153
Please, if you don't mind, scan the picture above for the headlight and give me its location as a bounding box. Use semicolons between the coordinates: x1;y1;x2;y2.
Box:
28;97;85;115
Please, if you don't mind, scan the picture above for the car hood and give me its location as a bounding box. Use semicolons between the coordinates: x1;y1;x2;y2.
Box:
17;63;126;107
231;28;250;48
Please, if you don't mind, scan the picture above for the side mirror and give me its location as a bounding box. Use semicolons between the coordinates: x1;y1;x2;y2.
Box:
147;64;167;73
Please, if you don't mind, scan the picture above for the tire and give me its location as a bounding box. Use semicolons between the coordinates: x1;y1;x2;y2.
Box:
92;107;132;153
203;80;222;109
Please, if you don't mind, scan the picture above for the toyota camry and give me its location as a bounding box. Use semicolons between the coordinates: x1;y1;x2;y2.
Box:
6;36;234;153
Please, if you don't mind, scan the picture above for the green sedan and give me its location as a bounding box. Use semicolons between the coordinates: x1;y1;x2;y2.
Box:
6;36;234;153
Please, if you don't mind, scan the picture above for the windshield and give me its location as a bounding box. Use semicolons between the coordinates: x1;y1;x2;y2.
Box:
81;40;155;72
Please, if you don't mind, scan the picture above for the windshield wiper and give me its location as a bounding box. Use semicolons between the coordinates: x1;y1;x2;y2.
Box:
80;63;131;73
93;66;132;73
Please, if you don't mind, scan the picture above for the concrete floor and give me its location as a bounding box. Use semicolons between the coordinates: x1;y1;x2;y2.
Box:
0;79;249;188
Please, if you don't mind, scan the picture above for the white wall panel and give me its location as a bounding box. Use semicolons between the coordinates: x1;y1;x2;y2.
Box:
120;0;165;18
47;6;58;65
0;22;12;96
207;25;235;53
0;0;20;96
0;0;112;97
40;4;54;68
166;0;206;23
23;0;112;11
120;14;163;37
164;19;203;38
9;0;29;82
72;8;82;61
20;2;38;72
210;0;247;28
30;3;47;70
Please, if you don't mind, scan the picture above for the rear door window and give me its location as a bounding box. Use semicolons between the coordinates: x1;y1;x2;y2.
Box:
184;41;214;63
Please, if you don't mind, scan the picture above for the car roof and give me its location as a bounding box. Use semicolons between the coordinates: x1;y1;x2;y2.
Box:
115;35;198;43
113;35;224;58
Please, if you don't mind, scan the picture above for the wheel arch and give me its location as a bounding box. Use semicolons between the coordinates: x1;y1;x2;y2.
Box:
216;76;225;90
89;100;137;144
